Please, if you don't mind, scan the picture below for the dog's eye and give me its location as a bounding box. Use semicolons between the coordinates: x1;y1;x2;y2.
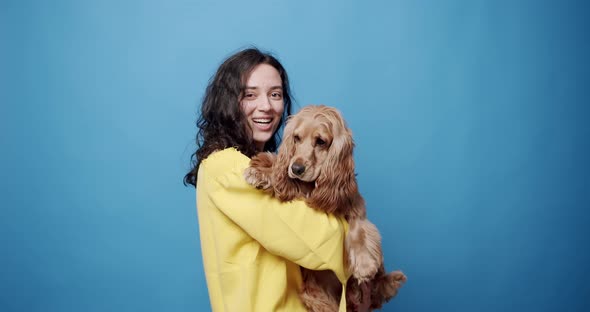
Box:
294;135;301;143
316;138;326;146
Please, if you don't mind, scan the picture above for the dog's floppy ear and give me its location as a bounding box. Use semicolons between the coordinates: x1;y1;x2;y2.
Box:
272;116;301;201
308;108;359;216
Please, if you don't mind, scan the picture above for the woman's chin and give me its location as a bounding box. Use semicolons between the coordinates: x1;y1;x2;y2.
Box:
253;136;272;149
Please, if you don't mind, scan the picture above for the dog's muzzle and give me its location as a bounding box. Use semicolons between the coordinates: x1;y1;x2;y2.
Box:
291;163;305;176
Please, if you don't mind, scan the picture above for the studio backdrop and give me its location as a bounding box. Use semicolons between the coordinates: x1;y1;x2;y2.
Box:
2;0;588;311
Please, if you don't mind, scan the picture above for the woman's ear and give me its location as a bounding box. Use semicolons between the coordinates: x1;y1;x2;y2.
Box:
308;118;358;215
272;118;301;201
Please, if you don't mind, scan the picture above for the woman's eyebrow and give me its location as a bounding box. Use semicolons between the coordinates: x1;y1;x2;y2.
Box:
245;86;282;90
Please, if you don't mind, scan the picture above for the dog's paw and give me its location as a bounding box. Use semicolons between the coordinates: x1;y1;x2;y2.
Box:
348;252;380;283
244;167;272;190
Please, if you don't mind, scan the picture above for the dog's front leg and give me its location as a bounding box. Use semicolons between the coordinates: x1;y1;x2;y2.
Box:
244;152;276;193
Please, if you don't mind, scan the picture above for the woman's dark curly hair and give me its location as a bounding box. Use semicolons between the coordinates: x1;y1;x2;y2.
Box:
184;48;293;187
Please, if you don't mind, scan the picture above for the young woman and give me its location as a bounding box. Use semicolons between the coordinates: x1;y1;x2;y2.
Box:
184;48;351;311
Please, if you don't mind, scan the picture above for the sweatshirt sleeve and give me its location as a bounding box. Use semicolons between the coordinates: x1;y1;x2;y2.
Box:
204;150;349;284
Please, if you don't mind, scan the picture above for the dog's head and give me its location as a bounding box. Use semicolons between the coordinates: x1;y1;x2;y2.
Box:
274;105;358;215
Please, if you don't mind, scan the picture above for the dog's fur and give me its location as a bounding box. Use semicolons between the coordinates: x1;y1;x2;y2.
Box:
244;105;406;311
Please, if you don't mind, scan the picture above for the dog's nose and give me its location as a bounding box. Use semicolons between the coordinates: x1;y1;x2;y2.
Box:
291;163;305;176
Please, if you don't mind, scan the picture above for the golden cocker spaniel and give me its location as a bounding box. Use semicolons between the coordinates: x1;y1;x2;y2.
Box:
244;105;406;311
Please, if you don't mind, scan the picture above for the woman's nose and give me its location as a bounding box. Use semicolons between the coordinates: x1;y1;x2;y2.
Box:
257;96;271;111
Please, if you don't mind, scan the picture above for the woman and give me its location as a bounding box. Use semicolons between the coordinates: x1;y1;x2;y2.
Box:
184;48;350;311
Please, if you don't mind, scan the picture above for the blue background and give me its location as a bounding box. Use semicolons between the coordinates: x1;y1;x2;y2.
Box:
2;0;589;311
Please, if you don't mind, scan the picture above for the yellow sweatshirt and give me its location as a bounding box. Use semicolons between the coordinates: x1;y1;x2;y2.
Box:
196;148;349;312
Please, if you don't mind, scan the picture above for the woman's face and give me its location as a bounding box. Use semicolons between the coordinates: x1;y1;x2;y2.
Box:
240;63;285;151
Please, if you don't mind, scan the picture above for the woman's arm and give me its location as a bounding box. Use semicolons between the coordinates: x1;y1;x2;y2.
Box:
202;149;349;283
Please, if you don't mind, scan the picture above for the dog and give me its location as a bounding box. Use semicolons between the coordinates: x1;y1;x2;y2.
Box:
244;105;406;311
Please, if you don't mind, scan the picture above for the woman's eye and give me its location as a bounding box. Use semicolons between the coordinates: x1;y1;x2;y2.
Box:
244;93;255;98
316;138;325;146
271;92;283;99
